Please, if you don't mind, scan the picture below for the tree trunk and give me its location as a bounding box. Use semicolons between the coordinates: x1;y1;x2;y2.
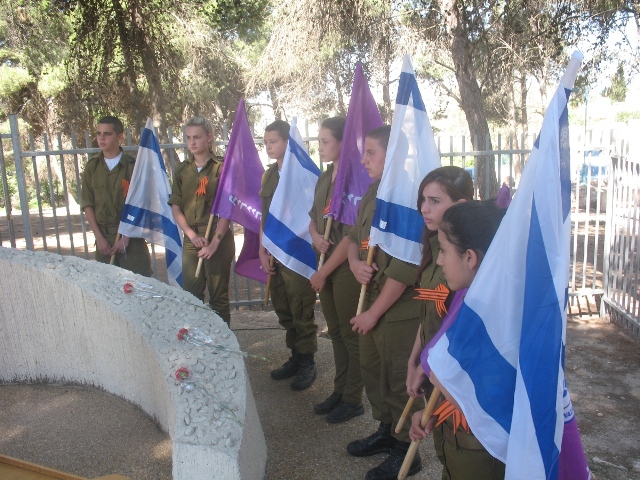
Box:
507;75;519;187
442;0;496;198
269;85;282;120
515;72;528;181
112;0;143;128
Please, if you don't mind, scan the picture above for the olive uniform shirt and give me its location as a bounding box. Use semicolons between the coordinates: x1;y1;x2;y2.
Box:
418;234;454;347
348;180;420;315
80;150;152;276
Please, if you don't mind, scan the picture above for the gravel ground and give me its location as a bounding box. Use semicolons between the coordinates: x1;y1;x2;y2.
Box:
1;305;639;480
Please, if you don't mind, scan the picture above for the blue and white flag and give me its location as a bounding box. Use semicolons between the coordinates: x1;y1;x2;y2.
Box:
262;118;321;279
369;55;441;265
118;118;183;288
428;51;584;479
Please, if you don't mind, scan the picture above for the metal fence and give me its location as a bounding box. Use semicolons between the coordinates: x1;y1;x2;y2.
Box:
602;147;640;335
0;114;619;310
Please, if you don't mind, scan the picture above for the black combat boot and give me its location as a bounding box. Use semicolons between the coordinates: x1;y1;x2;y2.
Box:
270;349;300;380
365;440;421;480
346;422;396;457
290;353;316;390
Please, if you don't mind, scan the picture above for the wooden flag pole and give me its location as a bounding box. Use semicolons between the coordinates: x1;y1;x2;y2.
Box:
109;233;122;265
356;246;376;315
395;397;416;434
264;256;275;306
397;387;441;480
317;216;333;269
195;214;215;278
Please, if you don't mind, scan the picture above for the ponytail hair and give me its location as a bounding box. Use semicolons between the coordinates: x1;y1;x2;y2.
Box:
439;200;506;264
321;117;346;142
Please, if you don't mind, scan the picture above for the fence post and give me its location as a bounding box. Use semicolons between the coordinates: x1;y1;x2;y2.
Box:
600;153;616;318
9;114;33;250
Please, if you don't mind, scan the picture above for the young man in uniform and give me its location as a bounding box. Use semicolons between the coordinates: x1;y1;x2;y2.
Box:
259;119;318;391
80;116;152;276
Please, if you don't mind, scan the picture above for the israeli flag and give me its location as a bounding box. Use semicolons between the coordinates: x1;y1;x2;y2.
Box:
262;118;321;279
118;118;183;287
428;52;584;479
369;55;441;265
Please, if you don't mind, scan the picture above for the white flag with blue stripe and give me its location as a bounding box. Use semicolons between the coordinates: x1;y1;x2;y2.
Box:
262;118;321;279
369;55;441;265
118;118;183;287
428;51;584;479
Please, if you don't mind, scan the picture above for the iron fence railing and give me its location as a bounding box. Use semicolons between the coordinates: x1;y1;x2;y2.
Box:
1;114;623;309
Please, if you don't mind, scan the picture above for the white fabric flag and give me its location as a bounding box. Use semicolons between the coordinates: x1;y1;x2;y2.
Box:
369;55;441;265
428;51;584;479
118;118;183;287
262;118;321;279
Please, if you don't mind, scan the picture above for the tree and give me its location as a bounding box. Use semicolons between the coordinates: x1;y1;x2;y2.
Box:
247;0;397;122
603;63;627;102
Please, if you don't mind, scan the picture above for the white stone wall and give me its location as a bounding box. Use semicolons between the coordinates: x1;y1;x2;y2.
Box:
0;247;266;480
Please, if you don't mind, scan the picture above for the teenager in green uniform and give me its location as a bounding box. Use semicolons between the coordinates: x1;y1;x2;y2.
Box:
409;201;507;480
405;167;473;400
81;116;152;276
345;125;422;480
259;120;318;391
309;117;364;423
168;116;235;325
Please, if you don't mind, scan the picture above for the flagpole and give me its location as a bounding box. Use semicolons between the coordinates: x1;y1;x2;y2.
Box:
109;233;122;265
398;387;441;480
195;214;215;278
318;216;333;269
356;246;376;315
264;256;274;306
395;397;416;433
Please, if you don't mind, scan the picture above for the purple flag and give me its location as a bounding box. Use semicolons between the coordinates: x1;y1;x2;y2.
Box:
212;98;267;283
329;62;383;225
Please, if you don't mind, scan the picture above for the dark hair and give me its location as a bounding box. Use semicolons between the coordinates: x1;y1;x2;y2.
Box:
365;125;391;151
417;166;474;276
320;117;346;142
439;200;506;264
265;120;290;142
97;115;124;135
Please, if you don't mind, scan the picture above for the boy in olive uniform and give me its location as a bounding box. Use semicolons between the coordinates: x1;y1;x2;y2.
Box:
259;120;318;391
346;126;422;480
80;116;152;276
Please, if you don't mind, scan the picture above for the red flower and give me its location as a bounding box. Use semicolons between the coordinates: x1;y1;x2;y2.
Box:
177;327;189;340
175;367;190;381
123;282;134;294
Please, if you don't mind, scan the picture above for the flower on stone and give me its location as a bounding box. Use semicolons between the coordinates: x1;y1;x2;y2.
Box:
175;367;190;381
123;282;134;294
177;327;189;341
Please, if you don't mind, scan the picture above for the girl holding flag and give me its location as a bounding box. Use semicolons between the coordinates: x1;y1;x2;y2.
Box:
309;117;364;423
169;116;235;324
409;200;506;479
406;167;473;399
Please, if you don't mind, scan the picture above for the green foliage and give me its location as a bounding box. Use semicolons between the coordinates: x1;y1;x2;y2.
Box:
602;63;627;103
616;110;640;122
0;65;33;97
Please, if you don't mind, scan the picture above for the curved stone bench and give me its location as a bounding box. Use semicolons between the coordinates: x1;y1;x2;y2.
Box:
0;247;266;480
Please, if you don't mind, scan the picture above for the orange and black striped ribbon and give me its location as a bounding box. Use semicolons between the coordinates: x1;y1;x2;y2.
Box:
122;179;130;198
195;177;209;196
323;199;331;216
414;283;450;317
433;399;470;433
